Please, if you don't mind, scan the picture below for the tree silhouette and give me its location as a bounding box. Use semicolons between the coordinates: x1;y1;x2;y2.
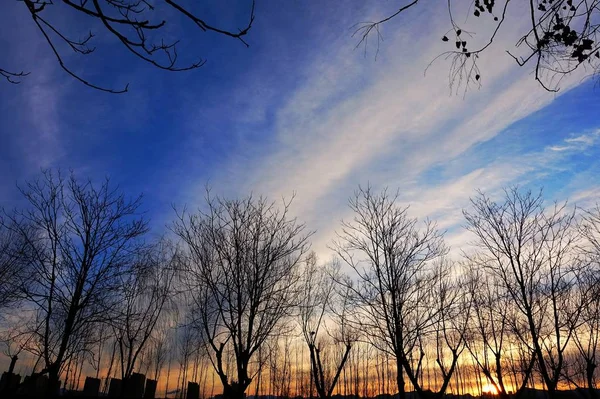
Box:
299;254;356;399
112;238;178;382
332;186;448;399
173;192;310;399
571;203;600;396
464;187;583;399
0;224;30;313
463;265;537;399
0;170;148;397
2;181;600;397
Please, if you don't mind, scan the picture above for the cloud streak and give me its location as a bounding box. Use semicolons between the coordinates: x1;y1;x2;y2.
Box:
184;2;596;259
1;1;598;261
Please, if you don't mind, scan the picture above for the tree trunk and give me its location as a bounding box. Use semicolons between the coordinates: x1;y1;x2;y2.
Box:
47;364;61;398
587;361;597;399
8;355;18;374
396;357;406;399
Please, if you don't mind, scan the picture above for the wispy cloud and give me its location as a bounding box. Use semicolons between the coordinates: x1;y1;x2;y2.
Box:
189;3;594;259
2;1;597;261
570;186;600;210
0;2;68;197
548;129;600;152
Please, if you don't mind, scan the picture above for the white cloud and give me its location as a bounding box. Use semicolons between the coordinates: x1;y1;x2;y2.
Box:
223;6;585;257
549;129;600;151
570;186;600;210
173;2;597;262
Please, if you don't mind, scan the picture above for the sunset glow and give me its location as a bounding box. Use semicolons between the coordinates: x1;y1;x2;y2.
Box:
481;384;499;396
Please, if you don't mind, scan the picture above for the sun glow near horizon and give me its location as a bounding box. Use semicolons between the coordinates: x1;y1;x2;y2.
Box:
481;384;499;395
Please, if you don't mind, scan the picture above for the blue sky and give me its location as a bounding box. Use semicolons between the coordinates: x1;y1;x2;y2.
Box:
1;1;599;258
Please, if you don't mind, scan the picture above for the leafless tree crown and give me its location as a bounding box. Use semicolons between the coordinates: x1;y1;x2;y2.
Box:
173;192;310;399
0;170;148;394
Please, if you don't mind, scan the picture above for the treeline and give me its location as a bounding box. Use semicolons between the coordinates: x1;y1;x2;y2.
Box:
0;170;599;399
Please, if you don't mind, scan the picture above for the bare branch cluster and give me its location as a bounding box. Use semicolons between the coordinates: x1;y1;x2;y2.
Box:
3;0;255;92
299;255;356;399
356;0;600;93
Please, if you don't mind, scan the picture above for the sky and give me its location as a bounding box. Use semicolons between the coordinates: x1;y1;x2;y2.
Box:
1;0;599;262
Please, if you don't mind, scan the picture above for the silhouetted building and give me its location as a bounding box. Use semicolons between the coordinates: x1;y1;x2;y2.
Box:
144;378;157;399
123;373;146;398
83;376;101;397
187;381;200;399
108;378;123;397
17;374;52;397
0;371;21;395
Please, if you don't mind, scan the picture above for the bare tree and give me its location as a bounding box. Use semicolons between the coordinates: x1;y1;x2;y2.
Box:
147;321;173;383
173;192;310;399
332;186;448;399
0;223;30;313
570;267;600;397
3;0;255;92
426;261;472;396
299;253;355;399
1;170;148;396
463;187;583;398
355;1;600;92
569;204;600;396
112;238;178;382
266;334;294;398
463;266;536;399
